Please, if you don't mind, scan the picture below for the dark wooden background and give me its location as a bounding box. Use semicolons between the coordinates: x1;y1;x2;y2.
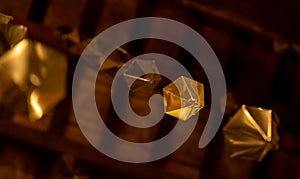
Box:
0;0;299;178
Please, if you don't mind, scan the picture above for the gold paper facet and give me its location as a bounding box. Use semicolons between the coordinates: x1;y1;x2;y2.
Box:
0;24;28;55
163;76;204;120
123;59;161;93
0;39;67;121
101;57;124;71
100;48;129;76
0;13;13;25
223;105;280;162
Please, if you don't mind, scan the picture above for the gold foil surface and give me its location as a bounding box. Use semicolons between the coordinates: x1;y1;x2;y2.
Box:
0;12;13;25
0;24;28;55
123;59;162;93
0;39;67;121
223;105;280;162
163;76;204;120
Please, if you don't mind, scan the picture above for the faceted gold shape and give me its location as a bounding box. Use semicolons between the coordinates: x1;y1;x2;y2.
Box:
0;12;13;24
163;76;204;120
123;59;161;93
100;48;129;76
223;105;280;162
0;39;67;121
0;24;28;55
101;58;123;71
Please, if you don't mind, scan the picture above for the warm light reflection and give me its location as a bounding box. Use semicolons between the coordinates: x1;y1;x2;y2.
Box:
35;42;46;60
30;91;43;119
123;73;150;82
6;39;29;91
30;74;41;86
223;105;280;161
14;39;27;55
0;39;67;122
163;76;204;120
